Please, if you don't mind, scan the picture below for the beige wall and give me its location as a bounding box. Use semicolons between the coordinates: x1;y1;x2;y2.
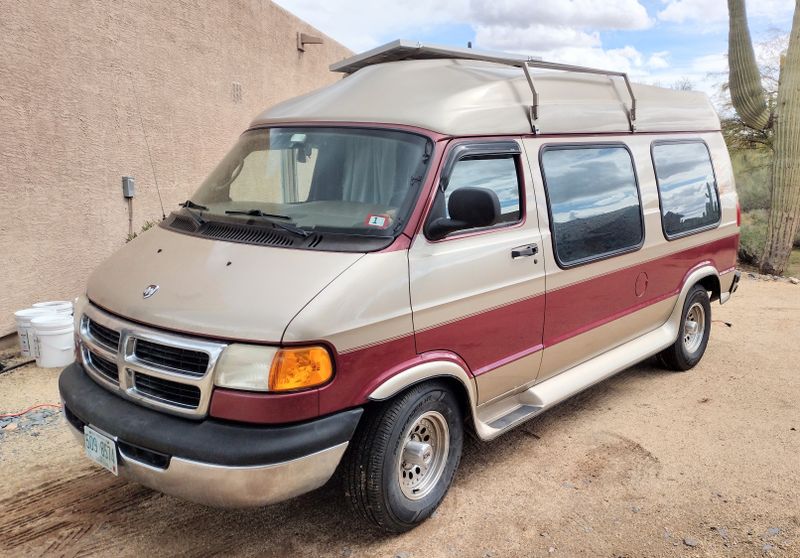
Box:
0;0;351;336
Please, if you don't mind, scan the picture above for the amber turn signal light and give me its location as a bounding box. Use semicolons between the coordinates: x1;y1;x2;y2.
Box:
269;346;333;392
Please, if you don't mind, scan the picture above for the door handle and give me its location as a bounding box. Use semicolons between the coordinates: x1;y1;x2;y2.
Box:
511;243;538;259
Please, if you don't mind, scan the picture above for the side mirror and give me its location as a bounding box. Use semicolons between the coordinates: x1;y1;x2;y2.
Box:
426;187;501;240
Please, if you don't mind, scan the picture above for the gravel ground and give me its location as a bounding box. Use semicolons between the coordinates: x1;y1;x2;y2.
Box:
0;277;798;557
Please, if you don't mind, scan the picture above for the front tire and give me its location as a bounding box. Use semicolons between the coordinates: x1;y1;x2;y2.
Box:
659;283;711;371
343;381;463;533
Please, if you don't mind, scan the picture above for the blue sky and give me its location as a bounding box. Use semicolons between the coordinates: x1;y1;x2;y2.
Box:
275;0;795;97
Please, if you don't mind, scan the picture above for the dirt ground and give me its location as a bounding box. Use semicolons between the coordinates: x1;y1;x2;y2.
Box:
0;277;798;558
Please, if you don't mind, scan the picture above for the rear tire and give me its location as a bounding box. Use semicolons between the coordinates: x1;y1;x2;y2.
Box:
342;381;463;533
659;284;711;371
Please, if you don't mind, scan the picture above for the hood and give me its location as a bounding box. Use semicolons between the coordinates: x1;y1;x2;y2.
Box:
86;225;363;342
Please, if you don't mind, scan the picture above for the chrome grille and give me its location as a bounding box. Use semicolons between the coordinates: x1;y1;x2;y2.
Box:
87;318;121;351
134;339;209;377
78;303;226;418
133;373;201;408
86;350;119;384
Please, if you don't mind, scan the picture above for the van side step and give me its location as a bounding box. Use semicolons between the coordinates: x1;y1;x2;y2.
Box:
487;404;543;430
473;318;680;440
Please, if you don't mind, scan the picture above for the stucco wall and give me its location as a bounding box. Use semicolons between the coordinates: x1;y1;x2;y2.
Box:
0;0;351;336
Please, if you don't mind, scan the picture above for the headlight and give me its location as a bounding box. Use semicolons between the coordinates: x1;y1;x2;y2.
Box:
215;344;333;392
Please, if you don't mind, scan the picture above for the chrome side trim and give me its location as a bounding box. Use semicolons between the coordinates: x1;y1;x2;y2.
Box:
63;418;347;508
77;301;227;418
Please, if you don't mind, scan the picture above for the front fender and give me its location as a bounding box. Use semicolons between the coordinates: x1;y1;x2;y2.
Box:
367;353;477;411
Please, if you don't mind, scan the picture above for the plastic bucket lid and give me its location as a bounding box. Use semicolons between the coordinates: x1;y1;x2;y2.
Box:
31;314;74;332
14;307;54;322
32;301;73;313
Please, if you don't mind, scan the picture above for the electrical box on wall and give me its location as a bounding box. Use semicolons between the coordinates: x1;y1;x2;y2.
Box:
122;176;135;198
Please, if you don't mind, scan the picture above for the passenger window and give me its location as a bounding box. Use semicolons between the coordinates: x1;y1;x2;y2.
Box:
445;156;521;223
541;146;643;267
652;142;721;238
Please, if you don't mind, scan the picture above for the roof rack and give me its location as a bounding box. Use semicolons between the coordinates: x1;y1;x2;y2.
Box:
331;40;638;133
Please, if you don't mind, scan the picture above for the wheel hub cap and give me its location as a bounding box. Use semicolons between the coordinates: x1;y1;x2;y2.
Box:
398;411;449;500
683;302;705;353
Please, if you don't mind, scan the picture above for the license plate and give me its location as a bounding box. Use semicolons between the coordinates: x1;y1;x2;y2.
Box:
84;425;118;476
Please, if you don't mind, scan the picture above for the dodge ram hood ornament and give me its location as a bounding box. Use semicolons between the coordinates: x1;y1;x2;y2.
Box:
142;284;160;299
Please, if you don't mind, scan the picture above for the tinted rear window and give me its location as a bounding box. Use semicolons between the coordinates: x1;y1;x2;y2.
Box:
652;141;721;238
541;146;643;266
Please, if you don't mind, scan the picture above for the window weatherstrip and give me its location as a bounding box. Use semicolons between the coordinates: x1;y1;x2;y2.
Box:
538;142;646;269
425;140;525;241
650;139;722;241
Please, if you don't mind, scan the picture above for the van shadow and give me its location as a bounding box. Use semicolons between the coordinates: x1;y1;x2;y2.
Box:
183;361;673;556
140;358;671;553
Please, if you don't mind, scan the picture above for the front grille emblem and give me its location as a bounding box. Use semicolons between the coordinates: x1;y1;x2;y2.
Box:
142;284;160;299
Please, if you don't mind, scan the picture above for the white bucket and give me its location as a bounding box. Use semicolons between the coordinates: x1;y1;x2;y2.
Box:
32;300;73;316
31;315;75;368
14;308;55;358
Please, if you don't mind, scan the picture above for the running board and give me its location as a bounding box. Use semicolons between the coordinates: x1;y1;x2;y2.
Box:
474;319;679;440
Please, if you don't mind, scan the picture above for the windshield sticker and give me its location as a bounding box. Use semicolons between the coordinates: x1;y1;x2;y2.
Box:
365;214;391;229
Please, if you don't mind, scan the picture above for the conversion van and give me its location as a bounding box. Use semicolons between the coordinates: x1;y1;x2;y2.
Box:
59;41;740;533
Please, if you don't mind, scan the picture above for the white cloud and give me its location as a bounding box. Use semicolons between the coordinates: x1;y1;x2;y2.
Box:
521;45;647;76
690;53;728;73
470;0;652;30
658;0;795;24
276;0;654;54
467;1;655;77
647;51;671;69
640;52;728;97
273;0;469;51
474;24;601;51
658;0;727;23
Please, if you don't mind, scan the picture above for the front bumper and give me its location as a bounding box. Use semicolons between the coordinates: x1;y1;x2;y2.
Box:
59;363;362;507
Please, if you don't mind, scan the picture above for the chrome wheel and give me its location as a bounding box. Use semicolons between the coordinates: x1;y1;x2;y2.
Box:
398;411;449;500
683;301;705;353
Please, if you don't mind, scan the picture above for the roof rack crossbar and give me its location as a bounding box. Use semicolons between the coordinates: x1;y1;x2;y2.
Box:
331;41;638;133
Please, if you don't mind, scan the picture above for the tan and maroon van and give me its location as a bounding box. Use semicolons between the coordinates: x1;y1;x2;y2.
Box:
59;41;740;533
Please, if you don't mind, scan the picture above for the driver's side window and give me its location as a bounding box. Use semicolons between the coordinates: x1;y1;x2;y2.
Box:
445;155;522;224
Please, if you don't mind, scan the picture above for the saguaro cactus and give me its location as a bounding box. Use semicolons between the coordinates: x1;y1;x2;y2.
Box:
727;0;800;275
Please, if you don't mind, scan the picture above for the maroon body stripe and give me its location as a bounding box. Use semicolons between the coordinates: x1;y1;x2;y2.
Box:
543;235;738;347
317;335;418;416
209;234;737;424
415;294;546;376
210;387;319;423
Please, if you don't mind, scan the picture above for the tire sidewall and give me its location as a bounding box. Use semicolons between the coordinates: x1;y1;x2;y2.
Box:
679;286;711;366
381;385;463;526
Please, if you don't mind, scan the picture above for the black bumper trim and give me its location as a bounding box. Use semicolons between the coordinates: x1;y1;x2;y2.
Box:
730;270;741;293
59;362;362;466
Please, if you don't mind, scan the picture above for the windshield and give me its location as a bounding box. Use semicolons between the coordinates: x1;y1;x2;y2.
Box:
189;127;431;237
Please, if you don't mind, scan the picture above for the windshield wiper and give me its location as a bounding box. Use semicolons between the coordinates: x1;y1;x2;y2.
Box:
179;200;207;226
225;209;290;220
180;200;209;211
224;209;308;237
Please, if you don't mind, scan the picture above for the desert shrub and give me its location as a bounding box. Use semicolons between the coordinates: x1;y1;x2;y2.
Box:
731;149;772;211
739;210;767;264
738;209;800;261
